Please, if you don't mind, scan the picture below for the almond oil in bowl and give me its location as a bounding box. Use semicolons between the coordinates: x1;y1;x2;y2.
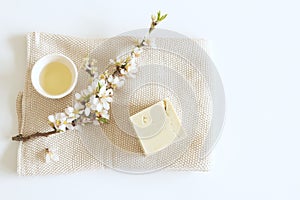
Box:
39;62;73;96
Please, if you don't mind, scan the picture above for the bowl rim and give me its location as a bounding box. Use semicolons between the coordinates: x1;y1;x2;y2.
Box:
31;53;78;99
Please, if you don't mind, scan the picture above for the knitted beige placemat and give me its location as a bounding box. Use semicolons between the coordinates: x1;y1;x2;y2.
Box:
16;32;211;176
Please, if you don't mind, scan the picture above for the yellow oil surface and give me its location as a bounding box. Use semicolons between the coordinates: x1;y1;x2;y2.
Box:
40;62;72;95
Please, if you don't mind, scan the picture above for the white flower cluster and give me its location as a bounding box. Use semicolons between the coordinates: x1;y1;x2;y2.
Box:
10;11;167;143
48;46;143;132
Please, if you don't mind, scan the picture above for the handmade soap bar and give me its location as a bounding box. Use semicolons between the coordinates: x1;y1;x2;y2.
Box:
130;99;185;155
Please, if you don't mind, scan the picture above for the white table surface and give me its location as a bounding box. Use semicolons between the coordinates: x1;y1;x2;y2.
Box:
1;0;300;199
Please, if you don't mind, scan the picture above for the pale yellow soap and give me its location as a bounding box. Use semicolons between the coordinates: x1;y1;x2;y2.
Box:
130;99;186;156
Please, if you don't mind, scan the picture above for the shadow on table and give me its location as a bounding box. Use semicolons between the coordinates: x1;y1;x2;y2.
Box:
0;34;27;174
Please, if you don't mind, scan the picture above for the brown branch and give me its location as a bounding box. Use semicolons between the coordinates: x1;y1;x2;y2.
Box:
12;129;59;142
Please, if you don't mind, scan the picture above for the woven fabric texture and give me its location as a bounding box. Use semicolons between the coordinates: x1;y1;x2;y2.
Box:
16;32;211;175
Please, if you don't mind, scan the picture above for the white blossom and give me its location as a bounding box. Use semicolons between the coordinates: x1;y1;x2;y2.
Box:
98;86;113;110
99;109;109;120
75;92;82;100
48;113;74;132
84;102;92;117
45;148;59;163
65;104;84;119
98;78;106;87
133;47;143;56
125;57;138;78
90;95;103;112
82;88;92;96
108;75;125;89
120;68;127;75
81;57;98;75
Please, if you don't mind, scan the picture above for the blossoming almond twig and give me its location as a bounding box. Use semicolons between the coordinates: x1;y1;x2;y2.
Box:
12;11;167;142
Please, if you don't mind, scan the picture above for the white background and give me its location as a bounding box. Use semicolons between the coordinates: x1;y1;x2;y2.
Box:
0;0;299;199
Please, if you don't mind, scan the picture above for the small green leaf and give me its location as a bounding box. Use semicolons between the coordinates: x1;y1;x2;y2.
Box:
99;118;108;124
159;14;168;21
97;82;101;92
157;11;161;20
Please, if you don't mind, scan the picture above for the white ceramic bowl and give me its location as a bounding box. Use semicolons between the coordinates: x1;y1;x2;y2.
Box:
31;54;78;99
